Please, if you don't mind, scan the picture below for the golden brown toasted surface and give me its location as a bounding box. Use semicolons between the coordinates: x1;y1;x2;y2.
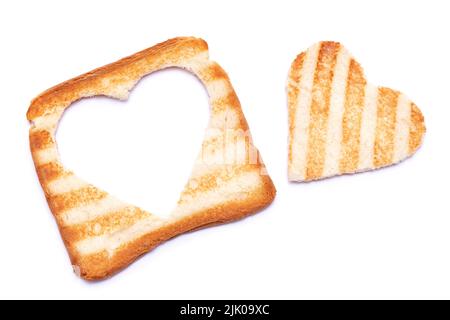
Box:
28;37;276;280
305;42;340;180
339;59;366;173
288;41;426;181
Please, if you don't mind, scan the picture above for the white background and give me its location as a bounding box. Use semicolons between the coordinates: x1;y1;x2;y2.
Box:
1;0;449;299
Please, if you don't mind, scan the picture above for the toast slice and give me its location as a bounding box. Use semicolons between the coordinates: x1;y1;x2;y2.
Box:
287;41;425;181
27;37;276;280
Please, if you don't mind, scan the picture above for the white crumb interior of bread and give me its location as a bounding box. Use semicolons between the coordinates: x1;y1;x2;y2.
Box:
393;94;412;163
62;195;130;226
322;48;351;177
357;84;379;170
186;54;214;78
203;139;249;167
101;51;211;101
204;79;231;101
289;43;320;180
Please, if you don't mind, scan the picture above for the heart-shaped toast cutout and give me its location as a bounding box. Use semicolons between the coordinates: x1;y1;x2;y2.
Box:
27;37;276;280
287;41;425;181
57;69;209;217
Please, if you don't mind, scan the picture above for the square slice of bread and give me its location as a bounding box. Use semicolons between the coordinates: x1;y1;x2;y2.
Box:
27;37;276;280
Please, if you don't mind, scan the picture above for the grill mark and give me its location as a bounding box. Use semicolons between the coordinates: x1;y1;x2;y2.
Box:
373;87;399;167
36;162;68;183
49;186;107;215
305;42;341;180
339;59;367;173
409;103;426;155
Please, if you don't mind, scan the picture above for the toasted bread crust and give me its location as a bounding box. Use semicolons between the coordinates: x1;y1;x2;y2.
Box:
28;37;276;280
27;37;208;121
288;41;426;181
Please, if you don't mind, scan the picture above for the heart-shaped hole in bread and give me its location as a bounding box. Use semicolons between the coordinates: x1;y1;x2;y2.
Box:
288;41;426;181
57;68;209;217
27;37;276;280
